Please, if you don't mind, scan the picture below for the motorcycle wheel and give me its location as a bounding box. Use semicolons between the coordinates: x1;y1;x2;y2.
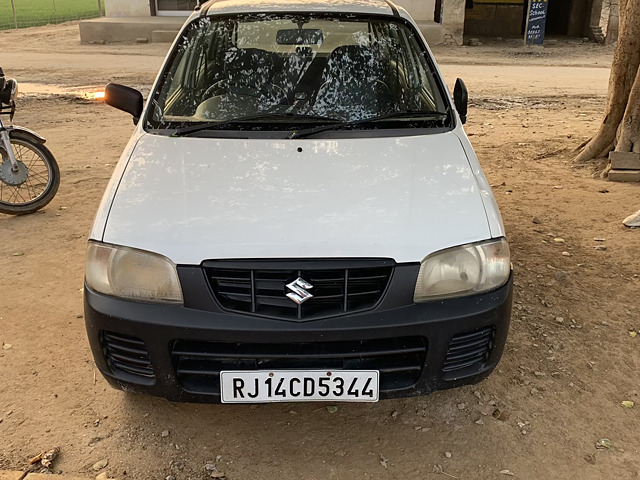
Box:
0;132;60;215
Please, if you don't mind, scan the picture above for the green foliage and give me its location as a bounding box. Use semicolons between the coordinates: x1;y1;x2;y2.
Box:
0;0;103;30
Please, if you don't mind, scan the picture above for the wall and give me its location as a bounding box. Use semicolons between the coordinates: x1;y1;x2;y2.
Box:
105;0;151;17
103;0;463;45
395;0;437;23
442;0;466;45
464;0;596;39
464;3;524;36
567;0;590;36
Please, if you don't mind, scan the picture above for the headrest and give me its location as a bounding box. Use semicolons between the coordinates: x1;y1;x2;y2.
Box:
324;44;382;81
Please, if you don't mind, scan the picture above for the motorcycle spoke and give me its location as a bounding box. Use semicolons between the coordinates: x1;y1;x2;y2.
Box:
28;167;48;181
13;143;36;167
28;161;48;172
24;177;39;200
27;155;41;170
16;144;35;166
3;186;15;203
7;185;25;204
13;143;26;161
2;185;19;204
28;171;47;195
26;152;41;169
1;183;11;203
12;187;25;204
1;139;54;207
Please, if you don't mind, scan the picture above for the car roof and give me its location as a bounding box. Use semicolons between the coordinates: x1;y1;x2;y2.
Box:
199;0;400;17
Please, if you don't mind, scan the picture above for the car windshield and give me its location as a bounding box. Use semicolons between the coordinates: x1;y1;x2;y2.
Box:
146;13;450;134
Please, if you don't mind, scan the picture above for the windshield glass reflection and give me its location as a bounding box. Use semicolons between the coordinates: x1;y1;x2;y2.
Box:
147;13;448;132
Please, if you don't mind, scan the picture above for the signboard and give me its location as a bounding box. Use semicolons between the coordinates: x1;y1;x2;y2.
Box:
524;0;549;46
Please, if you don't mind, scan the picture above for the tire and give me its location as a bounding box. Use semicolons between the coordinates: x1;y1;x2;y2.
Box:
0;131;60;215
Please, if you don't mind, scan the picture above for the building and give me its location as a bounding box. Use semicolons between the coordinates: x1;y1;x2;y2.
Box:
81;0;605;45
82;0;464;45
464;0;606;40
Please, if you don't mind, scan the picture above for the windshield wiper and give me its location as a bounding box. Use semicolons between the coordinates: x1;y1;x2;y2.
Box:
171;113;340;137
289;110;449;139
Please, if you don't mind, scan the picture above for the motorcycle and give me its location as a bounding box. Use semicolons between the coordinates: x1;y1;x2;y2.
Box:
0;67;59;215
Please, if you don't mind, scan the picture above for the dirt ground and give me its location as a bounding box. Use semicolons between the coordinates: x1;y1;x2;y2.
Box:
1;22;639;480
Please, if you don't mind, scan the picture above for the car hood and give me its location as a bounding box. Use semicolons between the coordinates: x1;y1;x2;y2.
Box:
102;132;492;264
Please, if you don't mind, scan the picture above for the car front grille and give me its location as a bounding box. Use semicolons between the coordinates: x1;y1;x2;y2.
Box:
101;331;155;383
203;260;394;320
442;326;494;379
171;336;427;395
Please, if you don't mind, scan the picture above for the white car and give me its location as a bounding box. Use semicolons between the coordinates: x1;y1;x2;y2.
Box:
85;0;512;403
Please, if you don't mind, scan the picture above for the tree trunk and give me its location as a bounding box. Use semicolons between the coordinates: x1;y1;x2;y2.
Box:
574;0;640;164
616;64;640;153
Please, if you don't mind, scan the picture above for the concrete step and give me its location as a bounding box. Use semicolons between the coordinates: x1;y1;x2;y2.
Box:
24;474;92;480
0;471;23;480
151;29;180;43
79;16;186;43
608;169;640;182
590;25;605;43
609;151;640;170
0;471;94;480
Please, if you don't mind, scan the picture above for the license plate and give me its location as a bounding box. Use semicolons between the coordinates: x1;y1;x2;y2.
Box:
220;370;379;403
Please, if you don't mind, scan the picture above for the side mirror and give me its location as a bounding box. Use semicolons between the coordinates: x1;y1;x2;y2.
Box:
0;78;17;105
453;78;468;125
105;83;144;125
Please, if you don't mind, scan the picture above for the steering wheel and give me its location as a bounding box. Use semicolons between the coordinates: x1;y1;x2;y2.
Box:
203;80;228;99
264;83;287;101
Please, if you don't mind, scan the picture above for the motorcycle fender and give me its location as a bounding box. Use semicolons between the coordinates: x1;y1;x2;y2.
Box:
7;126;46;144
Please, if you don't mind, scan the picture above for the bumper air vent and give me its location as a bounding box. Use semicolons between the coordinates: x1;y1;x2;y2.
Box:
443;326;494;379
101;331;155;383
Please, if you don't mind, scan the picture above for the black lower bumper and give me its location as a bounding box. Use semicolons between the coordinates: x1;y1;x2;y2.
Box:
84;274;513;403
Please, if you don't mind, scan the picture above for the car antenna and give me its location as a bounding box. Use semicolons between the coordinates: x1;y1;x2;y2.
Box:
195;0;201;10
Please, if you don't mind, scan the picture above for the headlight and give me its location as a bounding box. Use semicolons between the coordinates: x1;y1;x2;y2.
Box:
413;238;510;302
86;242;183;304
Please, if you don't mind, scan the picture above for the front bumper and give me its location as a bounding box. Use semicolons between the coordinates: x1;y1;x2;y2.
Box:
84;266;513;403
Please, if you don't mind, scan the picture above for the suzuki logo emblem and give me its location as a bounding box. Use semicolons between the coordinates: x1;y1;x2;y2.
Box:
286;277;314;305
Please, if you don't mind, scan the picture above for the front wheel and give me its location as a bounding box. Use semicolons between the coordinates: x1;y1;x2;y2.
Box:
0;132;60;215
